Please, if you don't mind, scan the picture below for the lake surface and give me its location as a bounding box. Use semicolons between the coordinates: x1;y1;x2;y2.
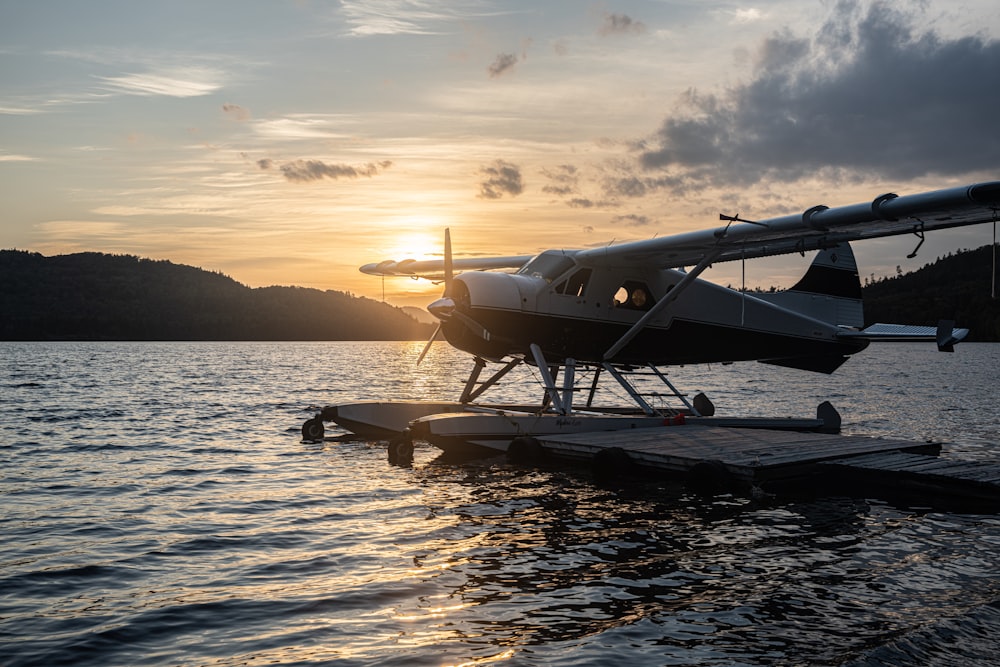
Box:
2;341;999;666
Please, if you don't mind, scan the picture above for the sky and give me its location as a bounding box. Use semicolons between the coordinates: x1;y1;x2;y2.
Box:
2;0;999;309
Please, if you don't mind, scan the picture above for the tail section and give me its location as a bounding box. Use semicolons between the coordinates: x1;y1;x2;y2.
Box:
756;243;864;328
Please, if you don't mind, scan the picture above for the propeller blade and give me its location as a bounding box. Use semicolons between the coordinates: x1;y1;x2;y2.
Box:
417;228;455;366
416;323;442;365
443;228;453;296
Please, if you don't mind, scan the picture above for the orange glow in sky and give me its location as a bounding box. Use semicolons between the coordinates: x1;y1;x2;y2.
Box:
2;1;998;310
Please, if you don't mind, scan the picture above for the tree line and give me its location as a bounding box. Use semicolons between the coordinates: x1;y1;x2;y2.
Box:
2;246;997;341
0;250;435;341
861;244;1000;341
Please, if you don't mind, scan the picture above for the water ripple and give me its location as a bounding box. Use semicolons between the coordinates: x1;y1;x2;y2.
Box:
1;342;998;666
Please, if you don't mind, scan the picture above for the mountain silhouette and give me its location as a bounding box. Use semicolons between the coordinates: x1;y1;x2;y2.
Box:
2;246;997;341
0;250;435;341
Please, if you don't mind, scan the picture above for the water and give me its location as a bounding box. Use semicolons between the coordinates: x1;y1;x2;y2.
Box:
1;341;999;666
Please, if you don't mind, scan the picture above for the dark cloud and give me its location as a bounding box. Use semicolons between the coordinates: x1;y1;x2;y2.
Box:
603;175;647;198
542;164;579;196
222;103;250;121
260;159;393;183
612;214;654;227
599;13;646;36
478;160;523;199
520;38;533;60
488;53;518;78
568;196;620;209
543;184;576;196
639;0;1000;188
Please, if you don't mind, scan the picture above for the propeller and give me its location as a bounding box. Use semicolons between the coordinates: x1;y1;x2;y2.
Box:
416;228;496;364
416;229;453;365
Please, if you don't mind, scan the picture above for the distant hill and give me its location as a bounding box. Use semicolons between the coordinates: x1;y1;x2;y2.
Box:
402;306;437;325
0;250;435;341
862;244;1000;341
3;246;997;342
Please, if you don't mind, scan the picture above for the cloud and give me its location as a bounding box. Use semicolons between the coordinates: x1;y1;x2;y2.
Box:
97;66;223;97
487;53;519;78
599;13;646;36
0;153;38;162
542;164;579;196
638;0;1000;188
728;8;765;24
0;106;46;115
222;103;250;121
254;116;348;140
340;1;502;36
478;160;523;199
260;159;393;183
612;214;654;227
602;175;647;198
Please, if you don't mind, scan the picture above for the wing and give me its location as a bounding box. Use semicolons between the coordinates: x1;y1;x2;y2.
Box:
575;181;1000;270
360;255;532;280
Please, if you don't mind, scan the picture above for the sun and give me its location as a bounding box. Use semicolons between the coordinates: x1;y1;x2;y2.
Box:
382;219;448;262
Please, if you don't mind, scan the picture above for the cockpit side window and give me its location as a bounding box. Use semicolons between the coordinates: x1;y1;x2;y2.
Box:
613;280;655;311
517;252;576;283
554;268;592;297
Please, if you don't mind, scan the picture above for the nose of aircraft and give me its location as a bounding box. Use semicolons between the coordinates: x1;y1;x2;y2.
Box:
427;296;455;320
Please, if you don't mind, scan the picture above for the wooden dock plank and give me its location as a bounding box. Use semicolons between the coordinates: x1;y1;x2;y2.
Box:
829;452;1000;481
529;424;1000;503
540;424;924;470
817;452;1000;503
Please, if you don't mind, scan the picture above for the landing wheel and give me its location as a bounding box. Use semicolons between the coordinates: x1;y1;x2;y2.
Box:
302;417;325;442
388;432;414;464
507;436;546;463
687;459;734;495
592;446;635;483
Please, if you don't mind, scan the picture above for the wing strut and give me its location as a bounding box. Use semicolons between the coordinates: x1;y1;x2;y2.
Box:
603;247;723;361
906;222;925;259
530;344;566;414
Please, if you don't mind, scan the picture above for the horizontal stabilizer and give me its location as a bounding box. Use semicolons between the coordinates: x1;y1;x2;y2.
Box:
840;321;969;351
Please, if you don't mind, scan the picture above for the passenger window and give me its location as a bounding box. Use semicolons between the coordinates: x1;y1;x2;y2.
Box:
613;281;654;311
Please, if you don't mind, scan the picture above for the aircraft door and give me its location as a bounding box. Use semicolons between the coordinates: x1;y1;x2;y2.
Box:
541;267;593;317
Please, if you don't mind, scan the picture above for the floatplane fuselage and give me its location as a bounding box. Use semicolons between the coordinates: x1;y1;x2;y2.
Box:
433;247;868;374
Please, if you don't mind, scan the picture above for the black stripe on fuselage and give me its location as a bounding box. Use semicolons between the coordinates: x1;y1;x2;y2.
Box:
442;307;868;366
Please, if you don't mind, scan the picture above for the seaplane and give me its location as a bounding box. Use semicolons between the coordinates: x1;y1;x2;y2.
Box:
304;181;999;459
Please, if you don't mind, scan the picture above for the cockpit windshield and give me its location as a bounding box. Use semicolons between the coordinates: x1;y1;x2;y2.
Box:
516;251;576;283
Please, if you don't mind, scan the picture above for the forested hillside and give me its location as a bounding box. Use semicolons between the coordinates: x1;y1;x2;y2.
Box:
862;244;999;341
3;246;998;341
0;250;435;341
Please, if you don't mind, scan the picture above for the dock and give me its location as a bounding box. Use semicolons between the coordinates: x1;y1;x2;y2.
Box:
531;424;1000;505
